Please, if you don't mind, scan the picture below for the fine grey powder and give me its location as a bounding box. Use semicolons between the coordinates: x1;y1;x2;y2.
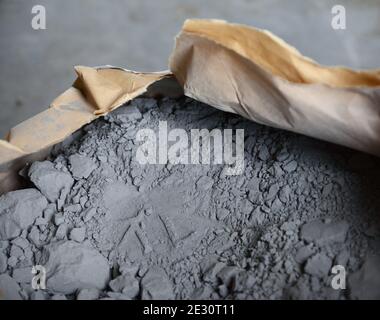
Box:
0;96;379;300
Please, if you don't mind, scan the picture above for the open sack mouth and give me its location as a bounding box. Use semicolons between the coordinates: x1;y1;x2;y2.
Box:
1;15;380;301
1;96;379;300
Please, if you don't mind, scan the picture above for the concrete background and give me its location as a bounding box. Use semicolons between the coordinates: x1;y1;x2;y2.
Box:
0;0;379;137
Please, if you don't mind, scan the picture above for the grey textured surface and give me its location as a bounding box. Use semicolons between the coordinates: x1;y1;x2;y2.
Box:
0;0;379;137
0;97;380;300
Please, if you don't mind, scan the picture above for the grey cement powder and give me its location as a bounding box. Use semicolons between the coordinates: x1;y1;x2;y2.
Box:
0;96;380;300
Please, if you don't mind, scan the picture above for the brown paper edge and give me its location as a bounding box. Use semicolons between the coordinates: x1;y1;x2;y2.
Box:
0;67;182;193
169;19;380;156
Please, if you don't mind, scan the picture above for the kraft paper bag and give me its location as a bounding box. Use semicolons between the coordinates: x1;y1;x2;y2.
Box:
1;19;379;193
